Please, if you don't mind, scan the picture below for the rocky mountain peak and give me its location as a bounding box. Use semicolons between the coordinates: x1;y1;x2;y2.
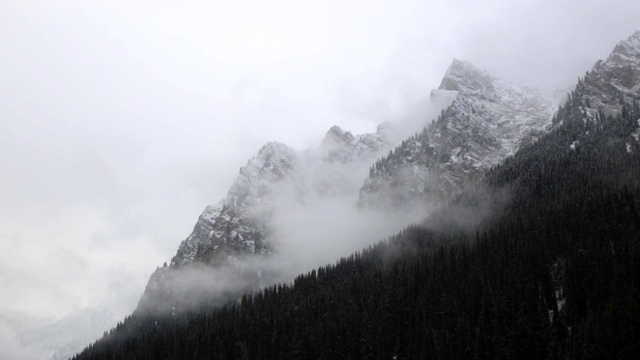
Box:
322;125;356;148
438;59;495;96
566;30;640;123
609;30;640;60
166;142;297;270
225;142;296;208
320;124;391;163
360;60;556;210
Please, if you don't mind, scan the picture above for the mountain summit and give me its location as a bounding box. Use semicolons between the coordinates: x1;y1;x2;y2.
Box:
562;30;640;123
438;59;495;94
321;125;392;163
610;30;640;60
359;59;557;210
172;142;296;269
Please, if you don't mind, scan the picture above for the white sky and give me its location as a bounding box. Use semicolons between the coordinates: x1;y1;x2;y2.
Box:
0;0;638;339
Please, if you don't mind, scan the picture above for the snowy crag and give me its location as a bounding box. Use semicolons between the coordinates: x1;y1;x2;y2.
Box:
357;31;640;215
554;30;640;128
359;59;557;211
580;30;640;119
171;128;395;269
174;142;297;269
551;30;640;156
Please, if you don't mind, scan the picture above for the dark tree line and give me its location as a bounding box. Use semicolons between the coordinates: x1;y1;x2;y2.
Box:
73;98;640;359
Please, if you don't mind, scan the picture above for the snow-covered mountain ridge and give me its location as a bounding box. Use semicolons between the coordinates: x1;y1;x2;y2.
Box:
171;142;297;268
551;30;640;156
168;132;392;269
359;59;558;211
322;124;392;163
557;30;640;124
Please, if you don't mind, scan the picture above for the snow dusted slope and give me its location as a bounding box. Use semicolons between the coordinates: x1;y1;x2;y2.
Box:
553;30;640;152
172;142;297;268
585;30;640;116
137;142;298;313
359;59;557;210
555;30;640;125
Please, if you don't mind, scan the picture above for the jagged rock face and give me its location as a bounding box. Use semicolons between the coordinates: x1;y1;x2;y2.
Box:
573;31;640;121
552;31;640;153
170;203;270;268
321;125;391;163
226;142;297;208
172;142;296;268
141;136;353;313
438;59;495;95
596;30;640;96
137;142;297;313
359;60;556;210
168;130;392;271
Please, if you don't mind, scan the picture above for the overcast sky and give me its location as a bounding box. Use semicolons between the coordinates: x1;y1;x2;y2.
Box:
1;0;639;349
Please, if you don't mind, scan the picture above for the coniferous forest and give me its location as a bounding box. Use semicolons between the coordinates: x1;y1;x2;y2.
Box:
73;94;640;359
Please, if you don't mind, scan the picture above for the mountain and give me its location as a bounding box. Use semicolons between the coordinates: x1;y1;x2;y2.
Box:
577;30;640;120
74;50;559;358
72;31;640;360
169;127;396;269
552;30;640;139
359;59;557;211
138;58;562;316
321;124;391;163
136;123;396;314
173;142;297;268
